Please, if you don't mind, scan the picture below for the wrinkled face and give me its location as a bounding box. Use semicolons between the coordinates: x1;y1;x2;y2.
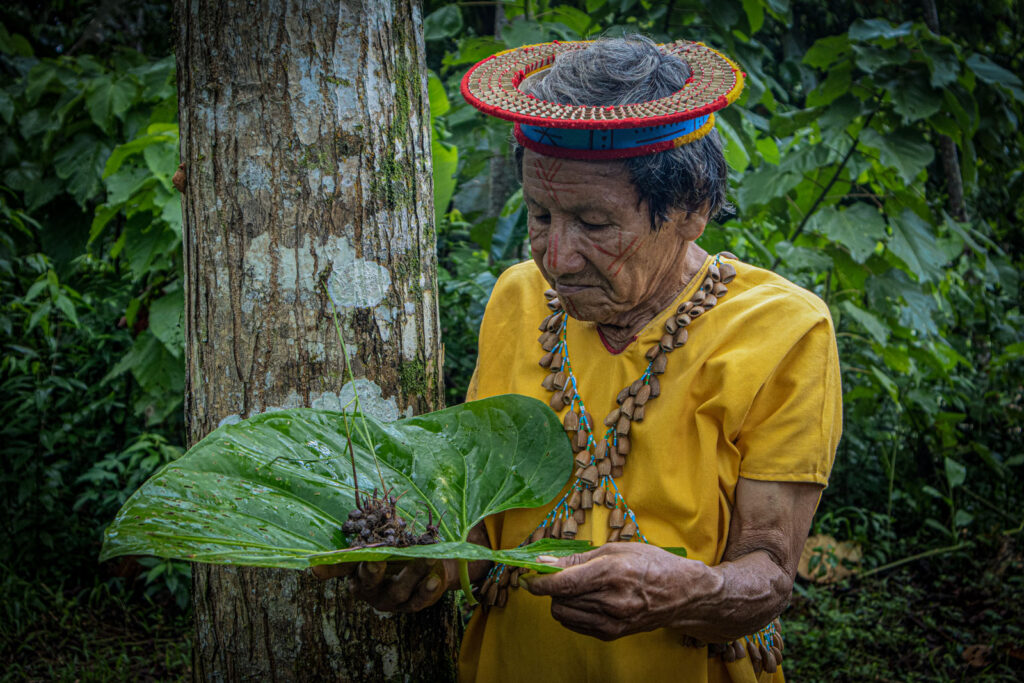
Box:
523;149;701;324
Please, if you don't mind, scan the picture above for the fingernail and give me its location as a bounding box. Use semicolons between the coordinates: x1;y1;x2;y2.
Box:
424;575;441;592
536;555;557;563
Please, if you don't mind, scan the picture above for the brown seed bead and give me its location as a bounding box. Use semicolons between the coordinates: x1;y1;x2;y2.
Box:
539;351;554;368
574;429;588;450
597;457;612;477
546;313;563;331
580;465;599;486
763;649;778;674
568;489;582;510
609;507;625;528
748;642;763;675
543;288;557;300
593;486;606;506
692;289;706;305
604;408;621;427
651;353;668;375
709;264;721;282
674;328;689;347
679;301;695;315
553;371;567;390
604;489;617;508
510;568;521;588
633;405;645;422
551;352;563;369
549;392;564;411
720;251;739;260
530;527;545;544
713;282;728;297
660;333;674;352
731;640;746;660
620;396;636;419
771;645;783;663
629;378;644;396
574;466;585;480
540;332;558;351
665;316;678;335
541;373;556;391
635;384;652;405
676;314;691;328
562;517;579;538
702;276;714;292
620;519;637;540
583;411;595;430
645;345;661;361
564;411;579;432
485;580;499;606
616;386;631;405
546;298;561;311
581;488;594;509
718;262;737;283
498;568;511;588
594;440;608;461
688;306;703;319
574;450;591;468
496;586;509;607
539;315;553;332
648;375;661;398
703;294;717;310
610;449;626;467
551;517;563;538
611;465;624;478
616;415;631;434
617;434;632;455
607;527;621;543
721;645;737;663
562;383;576;404
759;644;771;671
573;507;586;524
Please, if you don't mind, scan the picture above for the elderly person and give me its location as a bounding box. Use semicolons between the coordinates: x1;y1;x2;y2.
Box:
324;36;841;682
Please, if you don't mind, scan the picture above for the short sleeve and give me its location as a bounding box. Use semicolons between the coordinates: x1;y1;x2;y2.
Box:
734;315;842;486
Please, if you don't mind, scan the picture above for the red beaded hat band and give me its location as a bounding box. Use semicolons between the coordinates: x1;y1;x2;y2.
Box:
461;39;744;160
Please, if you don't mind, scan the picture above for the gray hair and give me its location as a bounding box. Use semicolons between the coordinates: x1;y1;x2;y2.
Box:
514;35;730;229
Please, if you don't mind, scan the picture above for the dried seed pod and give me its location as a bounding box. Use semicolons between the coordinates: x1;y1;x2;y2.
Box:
510;568;521;588
541;373;556;391
679;301;695;315
648;375;661;398
581;488;593;509
539;315;553;332
660;334;674;352
551;517;563;538
617;434;631;455
731;640;747;661
676;314;691;328
604;408;621;427
496;586;509;608
607;527;621;543
609;507;625;528
691;289;707;305
747;642;762;675
620;520;637;540
546;312;563;332
720;250;738;260
568;489;582;510
611;465;624;478
713;282;728;297
771;645;783;664
574;450;591;468
687;306;703;319
583;411;595;429
709;264;721;282
540;332;558;351
546;298;561;311
651;353;668;375
703;294;717;310
635;384;652;405
604;489;618;508
564;410;579;432
674;328;689;347
702;276;714;292
593;485;606;506
616;415;631;434
633;405;645;422
580;465;599;486
573;507;585;524
620;396;636;419
498;568;511;588
574;429;588;450
718;262;737;283
645;345;661;361
550;392;564;411
485;580;499;606
530;526;545;544
562;383;576;404
721;643;737;663
562;517;579;538
553;371;567;390
665;316;678;334
594;440;608;461
574;466;585;480
759;644;772;671
544;288;557;300
610;449;626;467
539;351;554;368
550;352;563;368
597;457;612;477
629;378;644;396
763;648;778;674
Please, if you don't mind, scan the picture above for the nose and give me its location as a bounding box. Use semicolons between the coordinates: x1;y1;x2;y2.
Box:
543;217;586;278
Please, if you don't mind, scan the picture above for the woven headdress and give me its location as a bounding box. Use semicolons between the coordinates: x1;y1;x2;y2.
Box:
461;40;744;160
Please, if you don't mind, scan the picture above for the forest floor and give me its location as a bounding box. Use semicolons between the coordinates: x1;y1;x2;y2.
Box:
1;536;1021;682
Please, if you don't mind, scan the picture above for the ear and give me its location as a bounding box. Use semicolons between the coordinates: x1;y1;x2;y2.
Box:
666;206;708;242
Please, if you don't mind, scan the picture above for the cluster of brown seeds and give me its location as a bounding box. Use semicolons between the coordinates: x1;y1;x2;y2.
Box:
341;490;439;549
708;618;785;672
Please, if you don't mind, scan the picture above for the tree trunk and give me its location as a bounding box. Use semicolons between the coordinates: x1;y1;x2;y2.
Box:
175;1;458;680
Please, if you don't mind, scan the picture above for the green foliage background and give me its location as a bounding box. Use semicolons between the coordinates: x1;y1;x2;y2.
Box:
1;0;1022;678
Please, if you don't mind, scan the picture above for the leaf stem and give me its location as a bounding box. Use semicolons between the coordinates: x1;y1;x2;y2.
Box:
858;542;967;578
459;559;478;605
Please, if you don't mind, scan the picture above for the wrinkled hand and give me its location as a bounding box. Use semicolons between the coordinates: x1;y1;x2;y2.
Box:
312;558;453;613
521;543;703;641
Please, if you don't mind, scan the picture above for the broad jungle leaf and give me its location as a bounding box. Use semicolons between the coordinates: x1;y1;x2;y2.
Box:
101;395;577;570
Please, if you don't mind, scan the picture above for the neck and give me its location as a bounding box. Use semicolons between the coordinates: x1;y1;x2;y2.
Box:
596;243;708;351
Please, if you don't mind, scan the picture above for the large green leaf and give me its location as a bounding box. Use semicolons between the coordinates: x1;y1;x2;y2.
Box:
101;395;577;570
809;203;886;263
889;209;947;282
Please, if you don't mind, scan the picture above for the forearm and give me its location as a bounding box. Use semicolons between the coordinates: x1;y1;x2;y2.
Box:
668;551;792;643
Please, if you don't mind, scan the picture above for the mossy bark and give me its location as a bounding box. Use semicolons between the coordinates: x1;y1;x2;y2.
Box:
175;0;456;679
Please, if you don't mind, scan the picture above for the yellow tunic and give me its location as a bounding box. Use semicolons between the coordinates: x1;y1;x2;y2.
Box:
459;255;842;683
